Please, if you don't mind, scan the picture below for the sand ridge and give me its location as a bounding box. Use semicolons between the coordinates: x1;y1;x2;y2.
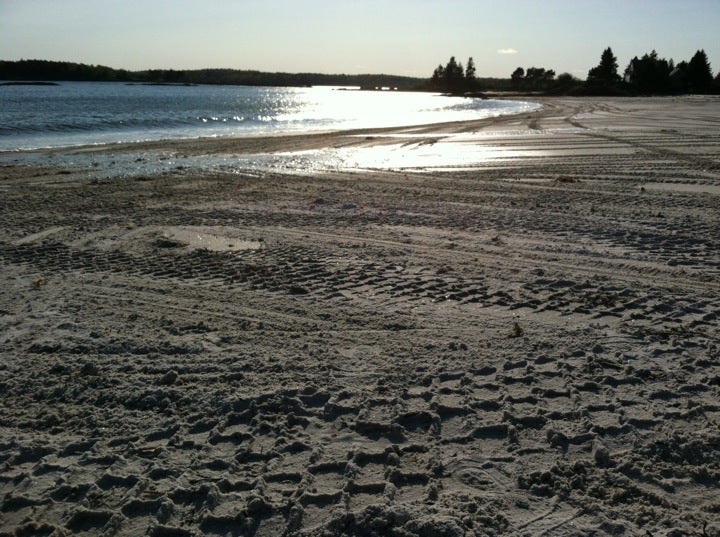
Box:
1;96;719;536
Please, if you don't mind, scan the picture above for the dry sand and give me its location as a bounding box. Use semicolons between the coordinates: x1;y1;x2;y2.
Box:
1;96;719;537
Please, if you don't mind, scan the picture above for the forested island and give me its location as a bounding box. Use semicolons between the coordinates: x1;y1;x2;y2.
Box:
2;47;718;95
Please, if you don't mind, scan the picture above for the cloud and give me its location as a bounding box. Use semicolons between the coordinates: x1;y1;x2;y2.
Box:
498;48;518;55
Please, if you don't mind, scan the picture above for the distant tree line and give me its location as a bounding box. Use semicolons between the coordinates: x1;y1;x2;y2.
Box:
3;50;718;96
583;47;717;95
429;56;583;94
0;60;427;89
0;60;133;82
431;47;718;95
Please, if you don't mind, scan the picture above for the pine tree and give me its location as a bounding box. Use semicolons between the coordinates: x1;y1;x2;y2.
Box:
587;47;620;87
624;51;672;94
431;64;445;87
465;57;476;80
686;49;713;93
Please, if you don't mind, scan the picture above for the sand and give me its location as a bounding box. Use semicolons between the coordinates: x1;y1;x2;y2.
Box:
1;96;719;537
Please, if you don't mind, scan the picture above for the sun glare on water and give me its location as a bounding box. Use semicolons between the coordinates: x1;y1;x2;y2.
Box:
272;87;514;130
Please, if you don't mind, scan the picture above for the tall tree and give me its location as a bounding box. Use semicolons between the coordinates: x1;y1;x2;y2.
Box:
670;60;689;93
686;49;713;93
431;64;446;87
465;57;476;80
510;67;525;90
442;56;465;92
624;51;672;94
587;47;620;87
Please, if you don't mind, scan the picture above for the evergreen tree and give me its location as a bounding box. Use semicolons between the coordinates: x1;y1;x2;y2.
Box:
670;60;689;93
429;56;476;92
686;49;713;93
442;56;465;92
431;64;446;87
587;47;620;87
624;51;672;94
510;67;525;90
465;57;476;80
443;56;458;84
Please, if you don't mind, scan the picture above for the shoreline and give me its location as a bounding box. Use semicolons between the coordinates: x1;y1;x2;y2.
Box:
98;104;548;155
4;95;720;182
0;85;540;155
4;94;716;158
1;102;545;157
1;95;719;536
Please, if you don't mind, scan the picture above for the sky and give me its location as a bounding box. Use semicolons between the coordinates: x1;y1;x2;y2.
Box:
2;0;719;79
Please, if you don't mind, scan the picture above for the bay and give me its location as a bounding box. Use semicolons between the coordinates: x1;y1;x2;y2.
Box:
0;82;540;152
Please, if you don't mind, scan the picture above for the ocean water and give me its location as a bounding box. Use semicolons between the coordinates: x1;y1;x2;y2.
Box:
0;82;540;152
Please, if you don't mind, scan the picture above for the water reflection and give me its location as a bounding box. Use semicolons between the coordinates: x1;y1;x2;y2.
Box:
0;82;540;151
250;131;542;174
329;139;538;171
0;130;543;178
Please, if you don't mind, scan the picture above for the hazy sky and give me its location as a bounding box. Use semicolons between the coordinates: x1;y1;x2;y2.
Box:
2;0;719;79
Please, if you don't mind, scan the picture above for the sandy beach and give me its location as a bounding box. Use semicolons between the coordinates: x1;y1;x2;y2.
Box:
1;96;719;536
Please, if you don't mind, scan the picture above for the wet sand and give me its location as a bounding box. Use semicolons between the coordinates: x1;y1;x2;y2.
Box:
1;96;719;536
